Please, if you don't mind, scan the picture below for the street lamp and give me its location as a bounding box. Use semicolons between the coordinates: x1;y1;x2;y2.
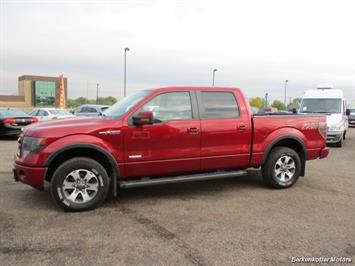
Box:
284;80;289;110
124;47;130;97
212;69;217;86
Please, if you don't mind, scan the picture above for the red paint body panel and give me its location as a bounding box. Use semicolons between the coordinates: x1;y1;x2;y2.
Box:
13;162;47;187
122;120;201;177
13;86;329;188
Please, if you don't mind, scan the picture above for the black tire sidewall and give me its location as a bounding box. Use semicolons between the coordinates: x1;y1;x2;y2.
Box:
336;137;343;147
265;147;301;188
50;158;110;211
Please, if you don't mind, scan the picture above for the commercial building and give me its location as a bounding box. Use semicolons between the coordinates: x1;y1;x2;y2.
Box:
0;75;67;108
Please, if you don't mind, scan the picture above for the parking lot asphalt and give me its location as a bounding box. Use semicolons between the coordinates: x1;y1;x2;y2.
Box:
0;130;354;266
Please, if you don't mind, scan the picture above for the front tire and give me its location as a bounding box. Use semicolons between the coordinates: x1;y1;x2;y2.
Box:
336;137;343;147
50;157;110;212
261;147;301;189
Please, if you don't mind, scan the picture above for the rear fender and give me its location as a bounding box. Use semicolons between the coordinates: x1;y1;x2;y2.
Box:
259;128;307;176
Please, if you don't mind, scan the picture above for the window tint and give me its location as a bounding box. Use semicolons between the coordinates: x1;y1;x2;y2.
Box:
37;110;46;116
81;107;97;113
29;110;38;116
141;92;193;123
201;92;239;118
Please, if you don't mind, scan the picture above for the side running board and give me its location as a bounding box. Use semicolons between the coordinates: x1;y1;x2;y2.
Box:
120;170;248;189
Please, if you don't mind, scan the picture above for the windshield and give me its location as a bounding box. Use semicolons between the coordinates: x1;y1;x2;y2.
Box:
300;99;342;114
103;90;152;118
49;109;71;115
0;109;29;118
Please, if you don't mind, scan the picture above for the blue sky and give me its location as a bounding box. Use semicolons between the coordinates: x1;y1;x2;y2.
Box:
0;0;354;104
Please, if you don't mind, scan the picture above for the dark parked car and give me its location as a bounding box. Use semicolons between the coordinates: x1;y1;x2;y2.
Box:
73;104;110;117
0;108;38;136
348;108;355;127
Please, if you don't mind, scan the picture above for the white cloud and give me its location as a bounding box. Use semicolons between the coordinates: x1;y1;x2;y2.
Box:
1;0;354;103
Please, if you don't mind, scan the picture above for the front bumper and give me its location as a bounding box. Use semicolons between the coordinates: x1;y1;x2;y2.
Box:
13;163;47;189
326;131;343;143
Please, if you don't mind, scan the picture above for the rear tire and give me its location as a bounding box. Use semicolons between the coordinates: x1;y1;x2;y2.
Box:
50;157;110;212
261;147;301;189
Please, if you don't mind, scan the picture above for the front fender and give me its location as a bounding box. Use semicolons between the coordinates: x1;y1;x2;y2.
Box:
41;134;121;166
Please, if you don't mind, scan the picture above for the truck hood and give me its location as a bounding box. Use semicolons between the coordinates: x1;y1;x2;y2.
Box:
23;116;122;138
326;113;343;127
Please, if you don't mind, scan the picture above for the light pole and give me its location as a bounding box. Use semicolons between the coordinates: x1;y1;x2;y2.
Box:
96;83;99;104
212;69;217;86
283;80;288;110
124;47;130;97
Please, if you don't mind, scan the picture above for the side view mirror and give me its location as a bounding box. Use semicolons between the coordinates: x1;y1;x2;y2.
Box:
132;111;153;126
292;108;297;114
346;109;350;116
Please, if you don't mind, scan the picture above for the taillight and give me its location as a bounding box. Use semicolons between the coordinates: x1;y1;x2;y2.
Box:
31;117;38;123
318;122;327;139
3;118;16;124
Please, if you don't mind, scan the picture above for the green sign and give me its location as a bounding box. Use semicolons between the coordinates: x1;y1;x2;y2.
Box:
35;81;56;106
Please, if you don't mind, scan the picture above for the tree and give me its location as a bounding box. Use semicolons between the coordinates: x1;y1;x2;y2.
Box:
249;97;265;109
66;96;117;108
287;98;301;111
271;100;285;110
102;96;117;105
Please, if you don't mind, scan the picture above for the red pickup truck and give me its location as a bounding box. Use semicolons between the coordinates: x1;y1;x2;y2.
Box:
13;87;329;211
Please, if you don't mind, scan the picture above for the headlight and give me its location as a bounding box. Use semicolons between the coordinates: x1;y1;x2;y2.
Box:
328;124;344;132
22;137;47;153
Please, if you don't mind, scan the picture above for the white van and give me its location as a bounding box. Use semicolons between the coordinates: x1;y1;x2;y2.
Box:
299;86;349;147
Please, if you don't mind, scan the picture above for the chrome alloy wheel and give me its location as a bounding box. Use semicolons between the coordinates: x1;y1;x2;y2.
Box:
274;155;296;183
62;169;99;204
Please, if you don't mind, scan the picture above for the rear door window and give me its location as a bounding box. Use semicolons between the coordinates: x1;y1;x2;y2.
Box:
200;92;240;118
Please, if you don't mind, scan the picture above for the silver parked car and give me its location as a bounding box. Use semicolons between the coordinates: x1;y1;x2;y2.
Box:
73;104;110;117
29;108;75;122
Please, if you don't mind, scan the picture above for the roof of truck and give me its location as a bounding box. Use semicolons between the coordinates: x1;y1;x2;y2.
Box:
302;88;344;99
152;86;241;92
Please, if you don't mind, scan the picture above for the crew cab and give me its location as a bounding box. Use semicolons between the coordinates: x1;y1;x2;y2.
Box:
13;87;329;211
